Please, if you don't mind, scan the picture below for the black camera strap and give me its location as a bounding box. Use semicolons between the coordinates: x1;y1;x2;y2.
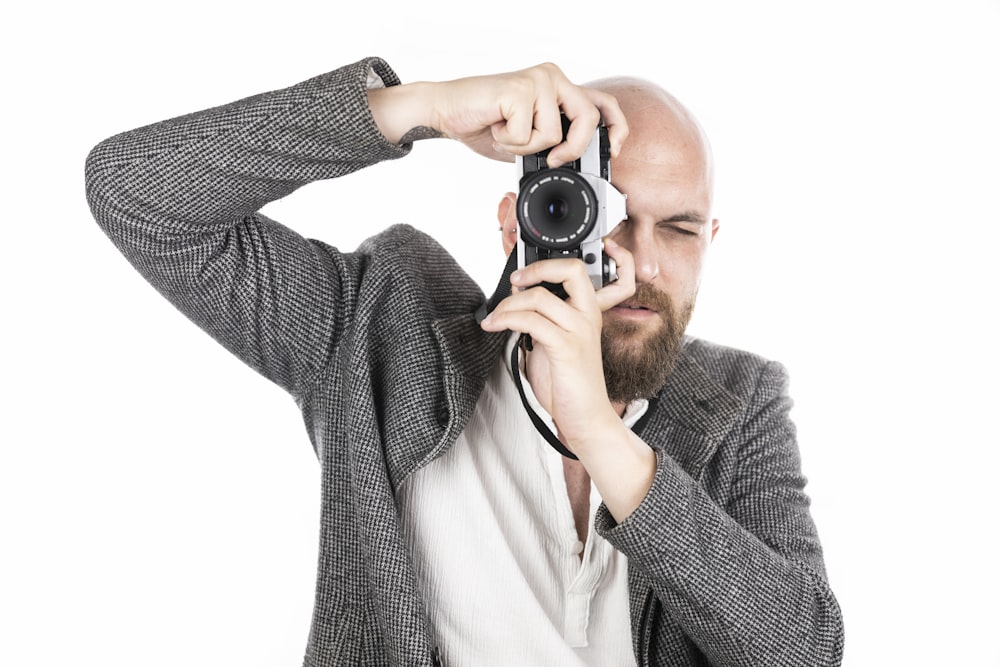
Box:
475;250;517;325
509;333;580;460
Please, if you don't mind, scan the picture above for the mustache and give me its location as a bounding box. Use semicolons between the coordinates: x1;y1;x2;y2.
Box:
623;283;675;314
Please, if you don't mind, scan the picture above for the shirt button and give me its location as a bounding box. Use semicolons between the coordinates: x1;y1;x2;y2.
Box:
572;540;584;555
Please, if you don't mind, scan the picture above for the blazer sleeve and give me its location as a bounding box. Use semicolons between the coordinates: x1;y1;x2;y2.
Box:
596;360;844;666
84;57;410;399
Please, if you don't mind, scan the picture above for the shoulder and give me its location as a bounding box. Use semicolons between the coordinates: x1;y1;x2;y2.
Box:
680;336;790;402
350;224;485;317
357;223;453;257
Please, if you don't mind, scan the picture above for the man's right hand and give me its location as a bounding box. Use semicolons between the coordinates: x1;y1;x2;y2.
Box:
367;63;628;167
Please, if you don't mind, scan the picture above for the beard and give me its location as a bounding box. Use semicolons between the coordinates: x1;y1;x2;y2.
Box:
601;283;694;403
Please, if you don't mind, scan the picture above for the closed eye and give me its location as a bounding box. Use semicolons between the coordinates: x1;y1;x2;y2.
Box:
656;211;707;237
658;223;701;237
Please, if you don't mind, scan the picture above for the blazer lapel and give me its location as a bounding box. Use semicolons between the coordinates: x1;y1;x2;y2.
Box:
430;260;519;443
388;312;506;488
636;344;744;481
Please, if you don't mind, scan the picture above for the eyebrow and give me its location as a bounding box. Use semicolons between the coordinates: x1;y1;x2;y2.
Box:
658;212;708;225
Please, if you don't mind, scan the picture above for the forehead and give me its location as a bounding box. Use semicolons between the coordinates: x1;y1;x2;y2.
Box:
612;114;713;212
603;85;714;210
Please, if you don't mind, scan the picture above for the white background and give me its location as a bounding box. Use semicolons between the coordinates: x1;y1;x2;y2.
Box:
2;1;998;665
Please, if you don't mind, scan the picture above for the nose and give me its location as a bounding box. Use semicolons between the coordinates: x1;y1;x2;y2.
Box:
612;221;660;283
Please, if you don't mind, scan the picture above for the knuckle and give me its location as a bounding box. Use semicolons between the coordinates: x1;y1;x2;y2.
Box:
537;62;564;78
578;105;600;125
508;76;533;98
540;125;564;147
529;285;555;304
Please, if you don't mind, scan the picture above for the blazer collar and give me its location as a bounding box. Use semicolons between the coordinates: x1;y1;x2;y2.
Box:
396;313;506;476
387;313;504;489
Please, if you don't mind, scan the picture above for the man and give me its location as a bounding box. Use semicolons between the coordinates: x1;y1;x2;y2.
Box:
85;57;843;666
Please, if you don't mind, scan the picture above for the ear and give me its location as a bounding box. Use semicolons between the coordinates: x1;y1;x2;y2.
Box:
710;218;720;243
497;192;518;256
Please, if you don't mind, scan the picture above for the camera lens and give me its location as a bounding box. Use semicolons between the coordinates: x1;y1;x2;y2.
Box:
517;168;598;250
546;199;569;220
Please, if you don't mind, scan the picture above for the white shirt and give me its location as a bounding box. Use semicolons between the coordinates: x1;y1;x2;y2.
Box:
397;334;647;666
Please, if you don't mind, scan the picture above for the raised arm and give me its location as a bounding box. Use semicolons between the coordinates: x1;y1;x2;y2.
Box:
85;57;411;398
85;58;627;400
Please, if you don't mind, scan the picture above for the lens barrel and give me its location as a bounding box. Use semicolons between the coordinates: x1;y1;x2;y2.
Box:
517;168;598;250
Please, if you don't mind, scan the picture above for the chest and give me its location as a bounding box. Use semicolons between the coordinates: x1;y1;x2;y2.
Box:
395;356;637;666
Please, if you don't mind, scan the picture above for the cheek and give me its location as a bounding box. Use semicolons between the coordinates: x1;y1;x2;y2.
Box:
656;242;707;302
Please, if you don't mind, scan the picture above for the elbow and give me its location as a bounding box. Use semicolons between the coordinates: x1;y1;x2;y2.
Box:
84;138;110;227
796;569;845;667
816;585;845;667
84;132;128;230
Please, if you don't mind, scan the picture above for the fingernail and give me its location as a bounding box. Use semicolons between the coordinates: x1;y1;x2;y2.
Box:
510;270;522;282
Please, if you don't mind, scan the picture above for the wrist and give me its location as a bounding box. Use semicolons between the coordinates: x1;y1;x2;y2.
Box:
563;407;631;458
367;81;441;145
569;415;657;523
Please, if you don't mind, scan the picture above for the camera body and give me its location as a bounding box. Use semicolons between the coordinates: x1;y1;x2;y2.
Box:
515;116;627;293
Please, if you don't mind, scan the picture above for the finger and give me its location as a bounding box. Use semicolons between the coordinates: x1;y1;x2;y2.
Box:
583;89;629;158
486;283;580;330
493;95;563;154
493;102;535;148
530;99;566;152
510;259;600;314
487;126;518;162
545;99;600;168
593;237;636;312
547;87;628;166
480;307;572;351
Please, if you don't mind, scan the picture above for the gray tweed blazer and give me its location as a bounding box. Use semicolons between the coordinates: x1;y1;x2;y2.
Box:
85;57;844;666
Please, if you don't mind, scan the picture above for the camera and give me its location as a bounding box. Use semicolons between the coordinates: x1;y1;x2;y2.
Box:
516;115;627;294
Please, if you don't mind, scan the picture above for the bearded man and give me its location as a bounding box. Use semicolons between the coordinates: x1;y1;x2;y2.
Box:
86;57;844;667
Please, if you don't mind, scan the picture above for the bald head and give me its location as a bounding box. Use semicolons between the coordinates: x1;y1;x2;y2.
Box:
587;77;714;207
